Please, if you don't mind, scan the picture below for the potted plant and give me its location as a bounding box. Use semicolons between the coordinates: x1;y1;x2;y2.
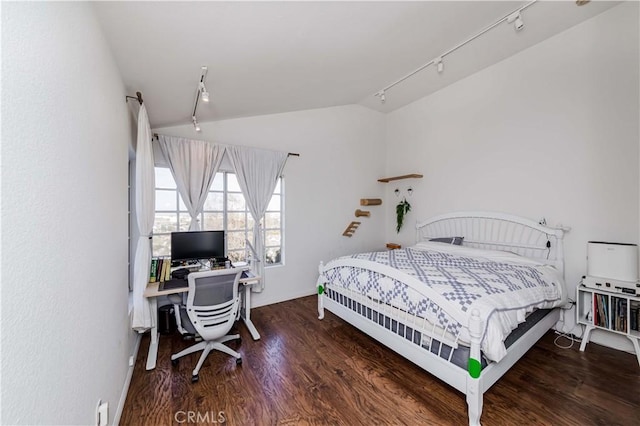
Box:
395;198;411;233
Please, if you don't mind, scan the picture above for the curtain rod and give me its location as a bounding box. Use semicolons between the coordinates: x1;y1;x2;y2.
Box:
152;133;300;157
374;0;537;99
125;91;144;105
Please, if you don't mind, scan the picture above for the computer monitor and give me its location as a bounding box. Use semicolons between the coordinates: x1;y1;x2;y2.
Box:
170;230;226;263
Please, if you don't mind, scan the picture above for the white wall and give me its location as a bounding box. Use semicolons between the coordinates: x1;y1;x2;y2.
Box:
385;3;639;351
154;104;387;307
2;3;134;424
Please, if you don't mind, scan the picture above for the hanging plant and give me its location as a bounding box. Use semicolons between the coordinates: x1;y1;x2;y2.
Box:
395;198;411;233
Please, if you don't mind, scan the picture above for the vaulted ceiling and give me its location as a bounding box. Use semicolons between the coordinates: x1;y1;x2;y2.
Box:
93;1;619;129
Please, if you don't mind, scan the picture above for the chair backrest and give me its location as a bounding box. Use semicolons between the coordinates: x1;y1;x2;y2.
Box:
186;269;243;341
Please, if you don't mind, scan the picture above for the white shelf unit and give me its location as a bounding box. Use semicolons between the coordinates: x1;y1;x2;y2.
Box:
576;285;640;366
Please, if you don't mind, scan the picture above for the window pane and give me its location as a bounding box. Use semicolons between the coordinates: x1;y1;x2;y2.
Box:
273;179;281;194
267;194;280;211
227;193;246;211
203;213;223;230
227;231;246;252
227;174;241;192
203;192;223;211
155;168;176;189
227;212;247;230
227;250;246;263
210;173;224;191
153;235;171;257
155;189;177;211
153;213;178;233
264;212;280;229
265;247;281;264
265;230;281;246
179;214;192;231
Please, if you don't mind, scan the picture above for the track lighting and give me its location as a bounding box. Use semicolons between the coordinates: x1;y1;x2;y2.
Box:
507;12;524;31
191;66;209;132
199;82;210;103
372;1;536;100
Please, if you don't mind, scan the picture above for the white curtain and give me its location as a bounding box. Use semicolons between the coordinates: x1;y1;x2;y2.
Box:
131;104;155;331
227;146;288;292
157;135;225;231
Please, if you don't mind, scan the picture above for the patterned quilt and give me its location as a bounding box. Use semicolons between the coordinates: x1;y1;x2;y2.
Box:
319;243;566;361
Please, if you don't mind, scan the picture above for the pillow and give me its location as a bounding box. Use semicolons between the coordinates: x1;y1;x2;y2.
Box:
429;237;464;245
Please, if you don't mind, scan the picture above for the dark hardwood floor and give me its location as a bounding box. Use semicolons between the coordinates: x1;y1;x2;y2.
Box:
121;296;639;425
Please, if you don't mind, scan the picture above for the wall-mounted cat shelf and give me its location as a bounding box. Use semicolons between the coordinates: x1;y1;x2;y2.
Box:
355;209;370;217
377;174;423;183
342;221;361;237
360;198;382;206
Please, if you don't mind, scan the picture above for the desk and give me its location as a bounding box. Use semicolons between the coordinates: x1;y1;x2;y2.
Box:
143;270;261;370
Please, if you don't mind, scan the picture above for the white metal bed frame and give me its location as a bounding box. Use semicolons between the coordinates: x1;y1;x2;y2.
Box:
317;211;565;426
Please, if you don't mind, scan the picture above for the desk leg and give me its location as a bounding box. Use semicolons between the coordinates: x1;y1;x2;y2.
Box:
241;284;261;341
146;296;159;370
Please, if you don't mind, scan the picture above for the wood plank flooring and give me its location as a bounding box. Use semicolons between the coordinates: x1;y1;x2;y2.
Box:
121;296;640;425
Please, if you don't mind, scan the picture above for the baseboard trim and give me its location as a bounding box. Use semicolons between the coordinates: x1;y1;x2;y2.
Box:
252;288;316;309
113;332;142;425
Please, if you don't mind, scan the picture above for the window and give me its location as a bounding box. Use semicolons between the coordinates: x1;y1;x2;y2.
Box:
152;167;283;266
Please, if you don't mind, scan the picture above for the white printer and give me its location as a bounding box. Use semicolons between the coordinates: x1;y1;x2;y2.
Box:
582;241;639;295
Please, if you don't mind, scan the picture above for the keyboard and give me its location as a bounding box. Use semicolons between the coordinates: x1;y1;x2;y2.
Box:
159;279;188;291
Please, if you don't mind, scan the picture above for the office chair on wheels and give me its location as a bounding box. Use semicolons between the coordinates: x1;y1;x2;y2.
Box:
170;268;244;383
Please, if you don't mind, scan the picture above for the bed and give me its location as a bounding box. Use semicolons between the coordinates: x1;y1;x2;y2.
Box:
316;211;567;426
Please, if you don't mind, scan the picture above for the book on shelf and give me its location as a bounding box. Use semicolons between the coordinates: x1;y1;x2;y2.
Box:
631;303;639;331
149;257;158;283
164;257;171;281
161;257;170;283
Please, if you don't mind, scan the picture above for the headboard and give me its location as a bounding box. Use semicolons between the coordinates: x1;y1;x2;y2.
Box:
416;211;565;275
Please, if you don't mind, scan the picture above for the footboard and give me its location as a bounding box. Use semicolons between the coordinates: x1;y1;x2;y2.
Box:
317;263;486;426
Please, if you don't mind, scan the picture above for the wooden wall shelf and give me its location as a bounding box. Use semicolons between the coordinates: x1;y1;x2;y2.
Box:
377;174;423;183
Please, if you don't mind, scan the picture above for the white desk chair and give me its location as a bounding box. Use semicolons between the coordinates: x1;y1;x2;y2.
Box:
170;268;243;383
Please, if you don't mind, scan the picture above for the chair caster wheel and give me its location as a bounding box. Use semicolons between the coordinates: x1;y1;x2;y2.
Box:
191;374;199;383
236;357;242;365
171;358;179;367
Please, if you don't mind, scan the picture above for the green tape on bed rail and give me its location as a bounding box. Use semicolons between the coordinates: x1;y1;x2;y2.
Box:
318;285;324;295
468;358;481;379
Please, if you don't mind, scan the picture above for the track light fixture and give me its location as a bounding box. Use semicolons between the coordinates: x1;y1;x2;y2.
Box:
373;0;536;104
199;82;210;103
507;12;524;31
191;66;209;132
